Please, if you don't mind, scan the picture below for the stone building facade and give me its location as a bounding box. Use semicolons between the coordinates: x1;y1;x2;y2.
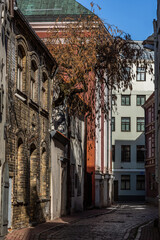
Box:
0;0;14;237
17;0;90;215
5;8;57;229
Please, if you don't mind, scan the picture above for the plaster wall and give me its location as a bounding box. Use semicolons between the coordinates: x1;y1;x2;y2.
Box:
112;58;154;200
50;139;67;219
70;117;85;213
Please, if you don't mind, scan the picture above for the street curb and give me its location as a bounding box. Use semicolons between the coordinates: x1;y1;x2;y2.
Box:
135;220;153;240
123;219;155;240
123;223;141;240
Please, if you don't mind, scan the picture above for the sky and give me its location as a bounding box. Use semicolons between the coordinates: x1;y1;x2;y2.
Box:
77;0;157;41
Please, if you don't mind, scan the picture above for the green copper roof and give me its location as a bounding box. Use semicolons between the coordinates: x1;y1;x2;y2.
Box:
17;0;93;21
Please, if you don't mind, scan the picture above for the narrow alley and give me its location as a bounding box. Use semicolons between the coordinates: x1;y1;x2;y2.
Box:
5;203;159;240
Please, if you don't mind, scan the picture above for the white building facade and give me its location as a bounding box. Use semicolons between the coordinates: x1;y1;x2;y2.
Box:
112;43;154;201
95;86;113;207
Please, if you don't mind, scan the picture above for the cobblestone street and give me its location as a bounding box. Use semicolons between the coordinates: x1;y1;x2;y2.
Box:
5;203;159;240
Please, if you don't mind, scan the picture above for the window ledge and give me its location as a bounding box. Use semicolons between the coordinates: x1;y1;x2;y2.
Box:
40;108;49;118
15;90;27;102
29;99;39;111
37;198;50;203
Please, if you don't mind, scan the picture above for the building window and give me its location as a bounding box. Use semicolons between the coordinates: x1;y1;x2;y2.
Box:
147;136;152;158
121;95;130;106
121;117;130;132
112;117;115;132
31;61;37;101
112;94;116;106
42;73;48;110
137;95;146;106
136;67;146;81
136;175;145;190
112;145;115;162
121;175;130;190
17;47;24;92
147;107;152;125
121;145;130;162
137;117;145;132
137;145;145;162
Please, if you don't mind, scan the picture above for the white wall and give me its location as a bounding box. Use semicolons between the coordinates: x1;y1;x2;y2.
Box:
51;139;67;219
70;117;85;213
112;51;154;199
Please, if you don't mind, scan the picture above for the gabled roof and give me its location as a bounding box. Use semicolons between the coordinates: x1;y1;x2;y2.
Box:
17;0;93;22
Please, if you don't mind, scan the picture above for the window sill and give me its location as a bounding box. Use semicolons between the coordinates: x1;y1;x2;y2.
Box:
40;108;49;118
29;99;39;111
37;198;50;203
15;90;27;102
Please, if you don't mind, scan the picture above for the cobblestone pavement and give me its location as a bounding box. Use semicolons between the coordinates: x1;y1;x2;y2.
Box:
5;203;159;240
43;203;158;240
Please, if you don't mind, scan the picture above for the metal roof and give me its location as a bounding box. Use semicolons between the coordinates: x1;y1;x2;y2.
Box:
17;0;93;21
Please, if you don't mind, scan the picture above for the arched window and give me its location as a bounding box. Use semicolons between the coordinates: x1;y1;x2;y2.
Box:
16;37;28;95
40;147;47;198
31;61;38;102
17;46;24;92
41;72;48;110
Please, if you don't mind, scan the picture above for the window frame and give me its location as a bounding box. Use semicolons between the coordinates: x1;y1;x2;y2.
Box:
136;175;145;190
41;72;48;110
112;117;115;132
121;145;131;162
112;145;115;162
136;95;146;106
31;61;37;101
137;117;145;132
121;117;131;132
17;47;24;92
112;94;116;106
136;145;145;162
121;175;130;190
121;95;131;106
136;66;146;81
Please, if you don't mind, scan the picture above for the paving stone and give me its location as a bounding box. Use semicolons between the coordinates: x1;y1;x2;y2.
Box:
5;203;159;240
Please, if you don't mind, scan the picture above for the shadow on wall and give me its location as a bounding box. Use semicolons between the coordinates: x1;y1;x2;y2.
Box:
113;132;145;164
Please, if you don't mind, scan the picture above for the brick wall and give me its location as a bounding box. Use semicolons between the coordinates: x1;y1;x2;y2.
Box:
5;17;55;228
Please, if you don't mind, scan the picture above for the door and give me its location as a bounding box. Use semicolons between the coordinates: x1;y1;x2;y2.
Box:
8;178;12;229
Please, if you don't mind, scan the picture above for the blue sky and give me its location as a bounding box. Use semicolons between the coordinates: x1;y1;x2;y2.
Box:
77;0;157;40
